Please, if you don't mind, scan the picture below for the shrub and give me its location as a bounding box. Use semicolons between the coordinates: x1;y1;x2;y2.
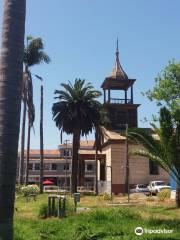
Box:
15;184;24;194
38;203;48;219
97;192;112;201
21;185;40;197
38;197;74;219
157;189;171;201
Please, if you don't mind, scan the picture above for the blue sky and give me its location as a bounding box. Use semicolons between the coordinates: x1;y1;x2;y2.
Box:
0;0;180;149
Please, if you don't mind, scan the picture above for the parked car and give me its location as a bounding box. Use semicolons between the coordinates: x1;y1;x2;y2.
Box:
130;184;150;195
148;181;171;195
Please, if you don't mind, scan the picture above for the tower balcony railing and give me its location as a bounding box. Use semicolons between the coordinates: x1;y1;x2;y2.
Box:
109;98;132;104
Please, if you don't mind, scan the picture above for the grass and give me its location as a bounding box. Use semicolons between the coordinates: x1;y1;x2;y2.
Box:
14;194;180;240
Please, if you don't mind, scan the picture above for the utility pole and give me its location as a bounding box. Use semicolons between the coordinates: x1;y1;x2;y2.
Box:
40;84;44;194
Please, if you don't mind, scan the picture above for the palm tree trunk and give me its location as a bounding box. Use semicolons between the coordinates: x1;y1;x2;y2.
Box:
176;186;180;208
0;1;26;239
78;158;85;187
25;119;31;185
71;132;80;193
40;85;44;193
19;99;26;184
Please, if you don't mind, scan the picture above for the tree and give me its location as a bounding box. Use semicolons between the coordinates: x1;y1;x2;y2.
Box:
24;71;35;185
52;79;103;193
0;0;26;239
128;107;180;207
19;37;50;185
143;60;180;115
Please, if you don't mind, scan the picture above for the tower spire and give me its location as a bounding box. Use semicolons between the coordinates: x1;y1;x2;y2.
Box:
110;38;128;80
116;37;119;52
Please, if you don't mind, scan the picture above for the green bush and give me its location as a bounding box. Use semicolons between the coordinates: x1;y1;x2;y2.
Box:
38;197;74;219
15;184;24;194
157;189;171;201
38;203;48;219
21;185;40;197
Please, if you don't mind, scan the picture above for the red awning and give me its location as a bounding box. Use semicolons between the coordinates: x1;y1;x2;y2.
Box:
43;180;54;185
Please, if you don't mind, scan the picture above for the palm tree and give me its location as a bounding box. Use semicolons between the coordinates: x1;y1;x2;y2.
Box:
19;37;50;185
24;72;35;185
52;79;103;193
19;71;28;184
128;107;180;207
0;0;26;239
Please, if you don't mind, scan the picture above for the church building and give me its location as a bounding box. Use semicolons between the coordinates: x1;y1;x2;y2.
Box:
99;41;169;194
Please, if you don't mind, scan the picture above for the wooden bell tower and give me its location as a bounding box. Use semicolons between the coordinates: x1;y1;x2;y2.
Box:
101;40;140;130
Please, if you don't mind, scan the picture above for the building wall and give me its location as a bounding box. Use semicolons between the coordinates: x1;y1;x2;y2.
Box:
101;145;111;182
17;154;96;190
102;142;169;194
129;144;169;184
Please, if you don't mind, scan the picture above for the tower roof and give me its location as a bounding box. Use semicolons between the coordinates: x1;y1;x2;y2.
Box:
110;38;128;80
101;39;136;90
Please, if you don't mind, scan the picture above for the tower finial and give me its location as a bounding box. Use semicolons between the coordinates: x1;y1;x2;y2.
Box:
110;37;128;80
116;37;119;61
116;37;119;53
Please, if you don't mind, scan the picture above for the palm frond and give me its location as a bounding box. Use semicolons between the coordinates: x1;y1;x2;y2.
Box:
52;79;105;138
24;37;51;67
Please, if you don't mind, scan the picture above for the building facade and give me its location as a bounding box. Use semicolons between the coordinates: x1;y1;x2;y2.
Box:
101;129;169;194
17;141;98;191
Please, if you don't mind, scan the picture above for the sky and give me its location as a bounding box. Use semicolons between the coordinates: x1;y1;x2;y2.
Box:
0;0;180;150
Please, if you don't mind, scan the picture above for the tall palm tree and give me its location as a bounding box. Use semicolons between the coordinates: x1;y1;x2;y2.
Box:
0;0;26;239
19;37;50;185
128;107;180;207
52;79;103;193
19;71;28;184
24;71;35;185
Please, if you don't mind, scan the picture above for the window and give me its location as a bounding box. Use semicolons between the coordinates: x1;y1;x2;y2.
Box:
63;149;71;157
63;163;70;171
44;164;50;170
28;163;33;170
100;162;106;181
85;178;94;188
51;164;57;170
149;160;159;175
34;163;40;170
87;164;93;171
